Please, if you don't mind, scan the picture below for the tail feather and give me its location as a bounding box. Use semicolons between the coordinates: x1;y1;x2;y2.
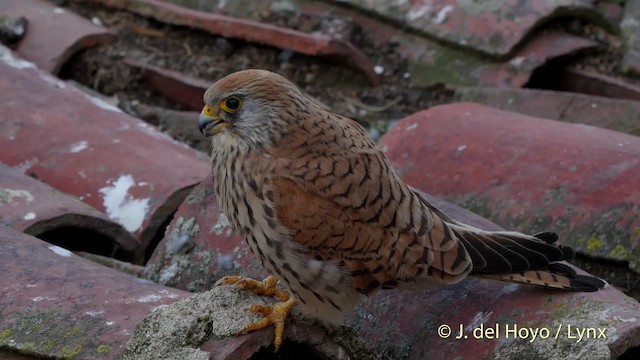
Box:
410;189;605;292
478;271;606;292
449;224;606;292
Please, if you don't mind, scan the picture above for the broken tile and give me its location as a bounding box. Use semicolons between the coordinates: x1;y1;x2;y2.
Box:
0;0;114;74
125;58;211;111
1;226;332;359
380;102;640;272
88;0;379;85
327;0;602;57
0;45;210;252
409;29;600;88
456;87;640;135
0;162;141;262
561;66;640;101
0;225;191;359
621;0;640;76
176;0;602;88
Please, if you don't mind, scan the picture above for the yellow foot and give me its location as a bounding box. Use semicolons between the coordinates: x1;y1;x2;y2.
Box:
219;275;298;351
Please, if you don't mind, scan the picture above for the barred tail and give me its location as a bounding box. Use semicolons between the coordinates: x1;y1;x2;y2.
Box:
450;226;606;292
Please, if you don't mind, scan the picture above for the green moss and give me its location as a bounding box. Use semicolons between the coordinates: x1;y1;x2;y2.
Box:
41;339;55;352
0;328;12;340
20;342;35;351
608;244;628;258
586;234;603;253
96;344;111;354
63;327;81;338
61;344;82;358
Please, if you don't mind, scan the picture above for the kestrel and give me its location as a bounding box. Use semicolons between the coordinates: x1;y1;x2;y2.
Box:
198;69;605;351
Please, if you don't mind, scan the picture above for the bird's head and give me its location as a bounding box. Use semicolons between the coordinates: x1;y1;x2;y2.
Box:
199;69;304;149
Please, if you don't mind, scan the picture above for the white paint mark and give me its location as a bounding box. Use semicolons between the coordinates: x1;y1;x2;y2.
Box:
112;139;121;144
106;321;114;326
135;121;175;142
69;140;88;153
38;72;66;89
373;65;384;75
465;311;493;332
0;45;36;70
509;56;526;68
406;123;418;131
1;189;34;204
407;4;431;21
23;212;36;220
499;283;520;295
434;5;453;24
33;296;55;302
48;245;72;257
99;175;150;232
137;294;162;303
457;144;467;152
83;92;122;113
85;310;104;317
26;284;37;288
53;7;65;14
158;289;179;298
591;103;597;108
91;16;103;27
14;157;39;173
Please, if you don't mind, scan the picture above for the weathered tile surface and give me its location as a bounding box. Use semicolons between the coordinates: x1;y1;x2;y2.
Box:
142;175;640;359
0;46;210;252
0;0;114;74
380;102;640;272
0;226;190;359
0;162;141;261
325;0;599;56
456;87;640;136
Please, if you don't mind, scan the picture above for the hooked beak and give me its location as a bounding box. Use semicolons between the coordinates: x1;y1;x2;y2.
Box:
198;111;229;137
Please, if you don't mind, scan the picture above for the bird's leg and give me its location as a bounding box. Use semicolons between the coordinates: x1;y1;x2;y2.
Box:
219;275;298;351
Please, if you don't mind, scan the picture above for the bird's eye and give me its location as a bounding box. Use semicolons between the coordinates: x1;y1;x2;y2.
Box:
221;96;242;112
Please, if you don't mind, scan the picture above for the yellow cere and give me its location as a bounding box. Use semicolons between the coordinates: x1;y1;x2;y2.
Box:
203;104;214;116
